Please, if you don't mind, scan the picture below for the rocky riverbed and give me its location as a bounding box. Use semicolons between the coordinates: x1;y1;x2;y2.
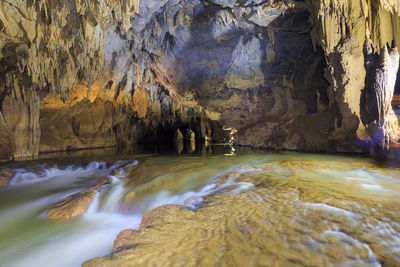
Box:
0;148;400;266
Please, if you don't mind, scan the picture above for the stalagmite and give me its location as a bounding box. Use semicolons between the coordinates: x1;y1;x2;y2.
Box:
366;46;399;125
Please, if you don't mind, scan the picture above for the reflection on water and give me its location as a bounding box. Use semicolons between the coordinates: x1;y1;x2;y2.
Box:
0;147;400;266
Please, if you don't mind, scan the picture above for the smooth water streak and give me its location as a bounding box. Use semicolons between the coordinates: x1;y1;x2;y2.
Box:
0;151;399;266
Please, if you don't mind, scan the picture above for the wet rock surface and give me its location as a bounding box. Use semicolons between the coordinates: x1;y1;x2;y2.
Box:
46;191;97;220
83;157;400;266
105;205;183;252
1;151;400;266
139;204;182;230
0;168;15;188
0;176;9;188
112;229;139;251
46;177;112;220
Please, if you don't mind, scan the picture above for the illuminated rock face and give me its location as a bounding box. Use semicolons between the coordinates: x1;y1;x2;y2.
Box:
0;0;400;160
306;0;400;152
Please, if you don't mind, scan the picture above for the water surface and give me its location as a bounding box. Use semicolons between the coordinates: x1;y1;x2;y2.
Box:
0;148;399;266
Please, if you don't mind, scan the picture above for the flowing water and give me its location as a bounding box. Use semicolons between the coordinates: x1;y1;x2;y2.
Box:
0;147;400;266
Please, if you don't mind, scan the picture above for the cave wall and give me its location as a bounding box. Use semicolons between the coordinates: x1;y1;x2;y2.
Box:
145;1;329;151
0;0;225;159
306;0;400;153
0;0;400;160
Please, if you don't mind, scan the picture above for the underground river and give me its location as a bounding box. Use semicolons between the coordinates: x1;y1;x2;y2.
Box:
0;147;400;266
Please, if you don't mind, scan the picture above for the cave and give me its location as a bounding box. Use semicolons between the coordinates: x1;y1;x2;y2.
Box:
1;0;400;266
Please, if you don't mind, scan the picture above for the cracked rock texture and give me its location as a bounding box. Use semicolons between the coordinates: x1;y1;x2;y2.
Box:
0;0;400;160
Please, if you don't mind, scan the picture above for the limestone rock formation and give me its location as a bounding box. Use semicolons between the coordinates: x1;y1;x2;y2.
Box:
139;204;181;230
306;0;400;153
0;0;400;158
0;113;14;161
364;46;400;152
0;167;15;188
83;158;400;266
46;177;112;220
0;176;8;188
0;0;225;160
46;191;96;220
112;229;138;251
83;204;183;266
173;128;184;154
108;205;183;252
110;168;123;177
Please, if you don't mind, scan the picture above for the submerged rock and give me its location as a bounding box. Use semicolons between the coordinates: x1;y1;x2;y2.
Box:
25;167;44;177
12;167;44;184
83;204;183;266
0;176;10;188
0;168;15;188
93;177;113;189
183;197;203;208
83;158;400;266
110;168;123;177
46;177;112;220
0;168;15;178
47;191;96;220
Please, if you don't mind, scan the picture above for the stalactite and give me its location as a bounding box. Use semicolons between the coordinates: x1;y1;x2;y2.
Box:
306;0;400;153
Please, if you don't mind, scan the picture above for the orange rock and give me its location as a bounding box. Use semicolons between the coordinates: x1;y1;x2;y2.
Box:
110;168;123;177
132;86;149;119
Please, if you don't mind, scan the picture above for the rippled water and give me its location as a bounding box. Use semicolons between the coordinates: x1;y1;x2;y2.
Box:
0;148;400;266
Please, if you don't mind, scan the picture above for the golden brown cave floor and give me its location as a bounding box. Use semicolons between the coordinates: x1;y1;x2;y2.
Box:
84;158;400;267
